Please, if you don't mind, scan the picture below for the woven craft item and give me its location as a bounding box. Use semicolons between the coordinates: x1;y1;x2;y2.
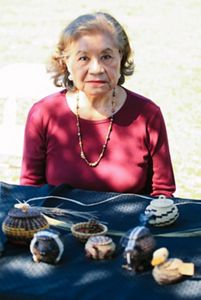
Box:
2;206;49;245
85;235;116;259
71;220;108;242
30;229;64;264
121;226;156;272
144;196;179;227
151;247;195;285
152;258;184;284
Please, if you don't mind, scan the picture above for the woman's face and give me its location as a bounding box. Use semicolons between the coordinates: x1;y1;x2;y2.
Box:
66;32;122;97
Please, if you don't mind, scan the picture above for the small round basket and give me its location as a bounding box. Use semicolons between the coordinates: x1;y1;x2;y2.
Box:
71;220;108;243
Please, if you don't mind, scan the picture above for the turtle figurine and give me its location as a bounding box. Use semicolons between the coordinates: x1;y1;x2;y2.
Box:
151;247;194;285
30;229;64;264
121;226;156;272
85;235;116;260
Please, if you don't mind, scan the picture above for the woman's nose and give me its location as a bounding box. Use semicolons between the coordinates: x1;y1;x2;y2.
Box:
89;58;104;74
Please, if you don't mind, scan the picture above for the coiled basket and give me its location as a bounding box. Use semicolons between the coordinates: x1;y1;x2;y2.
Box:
2;206;49;245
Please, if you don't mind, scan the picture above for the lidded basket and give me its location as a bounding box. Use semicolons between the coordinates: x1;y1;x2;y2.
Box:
144;195;179;227
2;203;49;245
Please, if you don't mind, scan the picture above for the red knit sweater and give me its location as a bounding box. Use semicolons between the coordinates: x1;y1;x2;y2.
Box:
20;88;176;196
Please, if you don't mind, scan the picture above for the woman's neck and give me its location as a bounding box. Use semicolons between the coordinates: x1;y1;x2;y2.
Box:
66;86;127;120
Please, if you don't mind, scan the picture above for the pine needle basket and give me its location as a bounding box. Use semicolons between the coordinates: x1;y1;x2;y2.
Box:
2;207;49;245
71;220;108;243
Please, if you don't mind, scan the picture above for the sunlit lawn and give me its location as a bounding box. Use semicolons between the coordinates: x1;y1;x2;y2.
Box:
0;0;200;199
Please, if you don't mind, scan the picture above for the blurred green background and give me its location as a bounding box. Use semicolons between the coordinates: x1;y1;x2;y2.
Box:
0;0;200;199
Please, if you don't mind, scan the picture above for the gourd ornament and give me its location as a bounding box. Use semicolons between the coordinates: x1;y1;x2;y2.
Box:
2;203;49;245
144;195;179;227
121;226;156;272
151;247;194;285
85;235;116;260
30;229;64;264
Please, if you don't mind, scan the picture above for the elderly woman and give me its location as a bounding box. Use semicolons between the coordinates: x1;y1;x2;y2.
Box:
20;12;176;197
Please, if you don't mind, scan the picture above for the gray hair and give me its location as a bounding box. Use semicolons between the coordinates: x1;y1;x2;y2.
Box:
48;12;134;89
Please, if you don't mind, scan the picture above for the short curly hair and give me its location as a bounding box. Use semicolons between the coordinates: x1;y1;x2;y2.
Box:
48;12;134;89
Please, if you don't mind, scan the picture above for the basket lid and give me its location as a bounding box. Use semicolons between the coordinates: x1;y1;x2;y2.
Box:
87;235;112;246
8;207;42;218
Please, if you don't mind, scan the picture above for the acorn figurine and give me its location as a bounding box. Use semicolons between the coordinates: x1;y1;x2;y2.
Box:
85;235;116;260
144;195;179;227
2;202;49;245
30;229;64;264
121;226;156;272
151;247;194;285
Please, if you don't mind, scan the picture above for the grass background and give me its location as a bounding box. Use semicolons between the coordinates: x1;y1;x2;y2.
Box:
0;0;200;199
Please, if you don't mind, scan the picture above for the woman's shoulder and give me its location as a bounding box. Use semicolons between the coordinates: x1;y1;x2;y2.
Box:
121;88;161;120
125;88;160;111
32;89;66;109
26;89;67;123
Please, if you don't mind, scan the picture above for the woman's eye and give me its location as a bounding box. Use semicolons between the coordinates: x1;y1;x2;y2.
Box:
102;54;112;60
79;56;88;61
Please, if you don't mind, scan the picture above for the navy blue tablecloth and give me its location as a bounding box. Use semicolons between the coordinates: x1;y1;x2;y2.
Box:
0;182;201;300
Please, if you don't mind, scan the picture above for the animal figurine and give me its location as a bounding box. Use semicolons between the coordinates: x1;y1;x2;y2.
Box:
85;235;116;260
144;195;179;227
121;226;156;272
30;229;64;264
151;247;194;285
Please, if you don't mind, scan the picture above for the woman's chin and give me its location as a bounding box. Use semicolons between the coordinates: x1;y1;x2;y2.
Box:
82;84;113;97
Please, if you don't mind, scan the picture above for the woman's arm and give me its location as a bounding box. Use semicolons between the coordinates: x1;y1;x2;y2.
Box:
146;108;176;197
20;103;47;186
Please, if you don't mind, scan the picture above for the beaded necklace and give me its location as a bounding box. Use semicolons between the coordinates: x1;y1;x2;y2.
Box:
76;90;115;167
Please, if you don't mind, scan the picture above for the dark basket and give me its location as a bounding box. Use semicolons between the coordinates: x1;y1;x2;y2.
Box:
2;207;49;245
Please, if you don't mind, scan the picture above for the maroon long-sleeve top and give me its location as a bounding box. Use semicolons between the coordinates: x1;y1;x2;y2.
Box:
20;88;176;196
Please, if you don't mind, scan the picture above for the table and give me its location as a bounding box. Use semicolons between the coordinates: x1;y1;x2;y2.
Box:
0;182;201;300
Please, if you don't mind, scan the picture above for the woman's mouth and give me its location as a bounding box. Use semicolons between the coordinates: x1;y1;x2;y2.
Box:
86;80;107;84
85;80;108;87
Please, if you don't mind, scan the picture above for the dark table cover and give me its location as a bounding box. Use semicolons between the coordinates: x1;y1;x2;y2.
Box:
0;181;201;300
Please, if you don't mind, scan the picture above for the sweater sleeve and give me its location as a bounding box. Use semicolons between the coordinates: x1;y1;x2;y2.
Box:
20;103;47;186
146;108;176;197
